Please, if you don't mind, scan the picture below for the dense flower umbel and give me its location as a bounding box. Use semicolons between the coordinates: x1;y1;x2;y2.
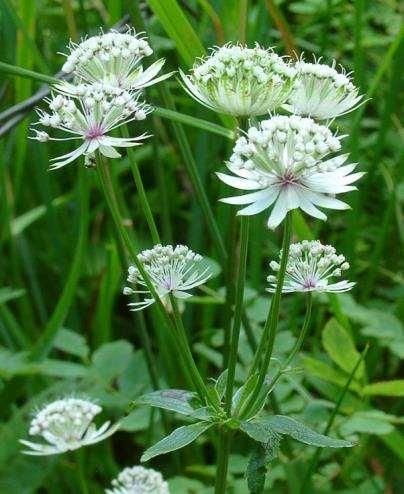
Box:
31;85;151;169
61;28;172;90
123;245;211;311
285;58;364;120
20;398;119;456
217;115;363;229
106;466;169;494
267;240;354;293
179;44;296;116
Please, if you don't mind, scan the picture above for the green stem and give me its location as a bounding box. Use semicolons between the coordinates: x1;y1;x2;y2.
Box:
300;345;369;493
0;61;57;85
240;213;292;418
214;429;231;494
122;125;160;245
224;216;250;414
74;450;89;494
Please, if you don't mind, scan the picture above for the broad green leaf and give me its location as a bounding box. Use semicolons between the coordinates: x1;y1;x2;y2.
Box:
363;380;404;397
37;359;88;378
302;356;362;393
147;0;205;66
246;446;267;494
53;328;89;359
340;410;395;436
141;421;213;462
119;408;152;432
92;340;133;381
322;318;365;379
266;415;354;448
136;389;212;420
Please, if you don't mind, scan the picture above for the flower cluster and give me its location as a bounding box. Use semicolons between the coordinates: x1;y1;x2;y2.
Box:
180;44;296;116
61;28;171;91
20;397;119;456
32;86;150;169
218;115;363;228
124;244;211;311
33;28;171;169
106;466;169;494
285;58;364;120
267;240;354;293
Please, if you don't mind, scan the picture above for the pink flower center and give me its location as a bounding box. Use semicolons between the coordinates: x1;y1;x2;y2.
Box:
280;170;297;187
303;278;317;290
85;126;104;140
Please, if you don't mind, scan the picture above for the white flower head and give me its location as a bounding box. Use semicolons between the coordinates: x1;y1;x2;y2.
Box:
61;28;172;91
20;397;119;456
217;115;363;229
31;84;151;169
284;57;365;120
123;244;211;311
267;240;354;293
106;466;169;494
179;44;296;116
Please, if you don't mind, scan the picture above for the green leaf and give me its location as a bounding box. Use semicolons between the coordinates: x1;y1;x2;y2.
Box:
340;410;395;436
214;369;228;400
246;446;267;494
136;389;212;420
363;380;404;397
232;373;259;414
241;416;353;448
53;328;89;359
0;287;26;305
147;0;205;66
141;421;213;462
322;318;365;379
92;340;133;381
302;356;362;393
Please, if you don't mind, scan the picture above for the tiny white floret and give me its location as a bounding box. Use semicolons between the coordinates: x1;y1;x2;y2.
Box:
106;465;169;494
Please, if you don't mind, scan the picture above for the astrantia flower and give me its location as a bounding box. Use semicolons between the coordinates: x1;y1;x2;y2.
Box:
267;240;354;293
217;115;363;229
123;244;211;311
179;44;296;116
20;397;119;456
61;28;172;91
106;466;169;494
31;84;151;169
284;58;364;120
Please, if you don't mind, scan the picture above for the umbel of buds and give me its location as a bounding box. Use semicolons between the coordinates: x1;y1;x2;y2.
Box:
217;115;363;229
61;28;172;91
285;58;364;120
180;44;296;116
106;466;170;494
123;244;211;311
19;397;119;455
31;85;150;169
267;240;354;293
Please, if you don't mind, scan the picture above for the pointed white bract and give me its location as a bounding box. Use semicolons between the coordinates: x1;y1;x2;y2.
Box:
285;58;364;120
61;28;172;91
179;44;296;116
31;85;151;169
217;115;363;229
19;397;119;456
106;466;169;494
267;240;354;293
124;244;211;311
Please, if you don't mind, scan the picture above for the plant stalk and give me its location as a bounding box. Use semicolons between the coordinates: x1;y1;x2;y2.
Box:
214;429;231;494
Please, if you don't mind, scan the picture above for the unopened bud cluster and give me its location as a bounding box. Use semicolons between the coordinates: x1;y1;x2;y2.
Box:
124;244;211;311
267;240;354;293
106;466;169;494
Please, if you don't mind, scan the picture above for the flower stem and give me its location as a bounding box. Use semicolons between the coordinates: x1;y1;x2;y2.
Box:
122;125;160;244
214;429;231;494
240;212;292;419
74;450;89;494
224;216;250;414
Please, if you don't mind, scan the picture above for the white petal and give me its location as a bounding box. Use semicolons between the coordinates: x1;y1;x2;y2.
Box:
237;188;279;215
216;172;260;190
220;188;274;205
99;144;121;158
267;193;289;229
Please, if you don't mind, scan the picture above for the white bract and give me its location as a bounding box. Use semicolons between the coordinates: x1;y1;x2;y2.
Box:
106;466;169;494
123;244;211;311
285;58;364;120
217;115;363;229
179;44;296;116
61;28;172;90
267;240;354;293
31;84;151;169
20;397;119;456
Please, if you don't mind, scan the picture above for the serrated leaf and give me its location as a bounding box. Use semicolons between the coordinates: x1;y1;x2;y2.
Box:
363;380;404;397
141;421;213;462
322;319;365;379
136;389;212;420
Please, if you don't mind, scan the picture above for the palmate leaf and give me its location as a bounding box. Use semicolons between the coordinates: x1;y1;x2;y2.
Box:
136;389;213;420
141;422;213;462
241;415;353;448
